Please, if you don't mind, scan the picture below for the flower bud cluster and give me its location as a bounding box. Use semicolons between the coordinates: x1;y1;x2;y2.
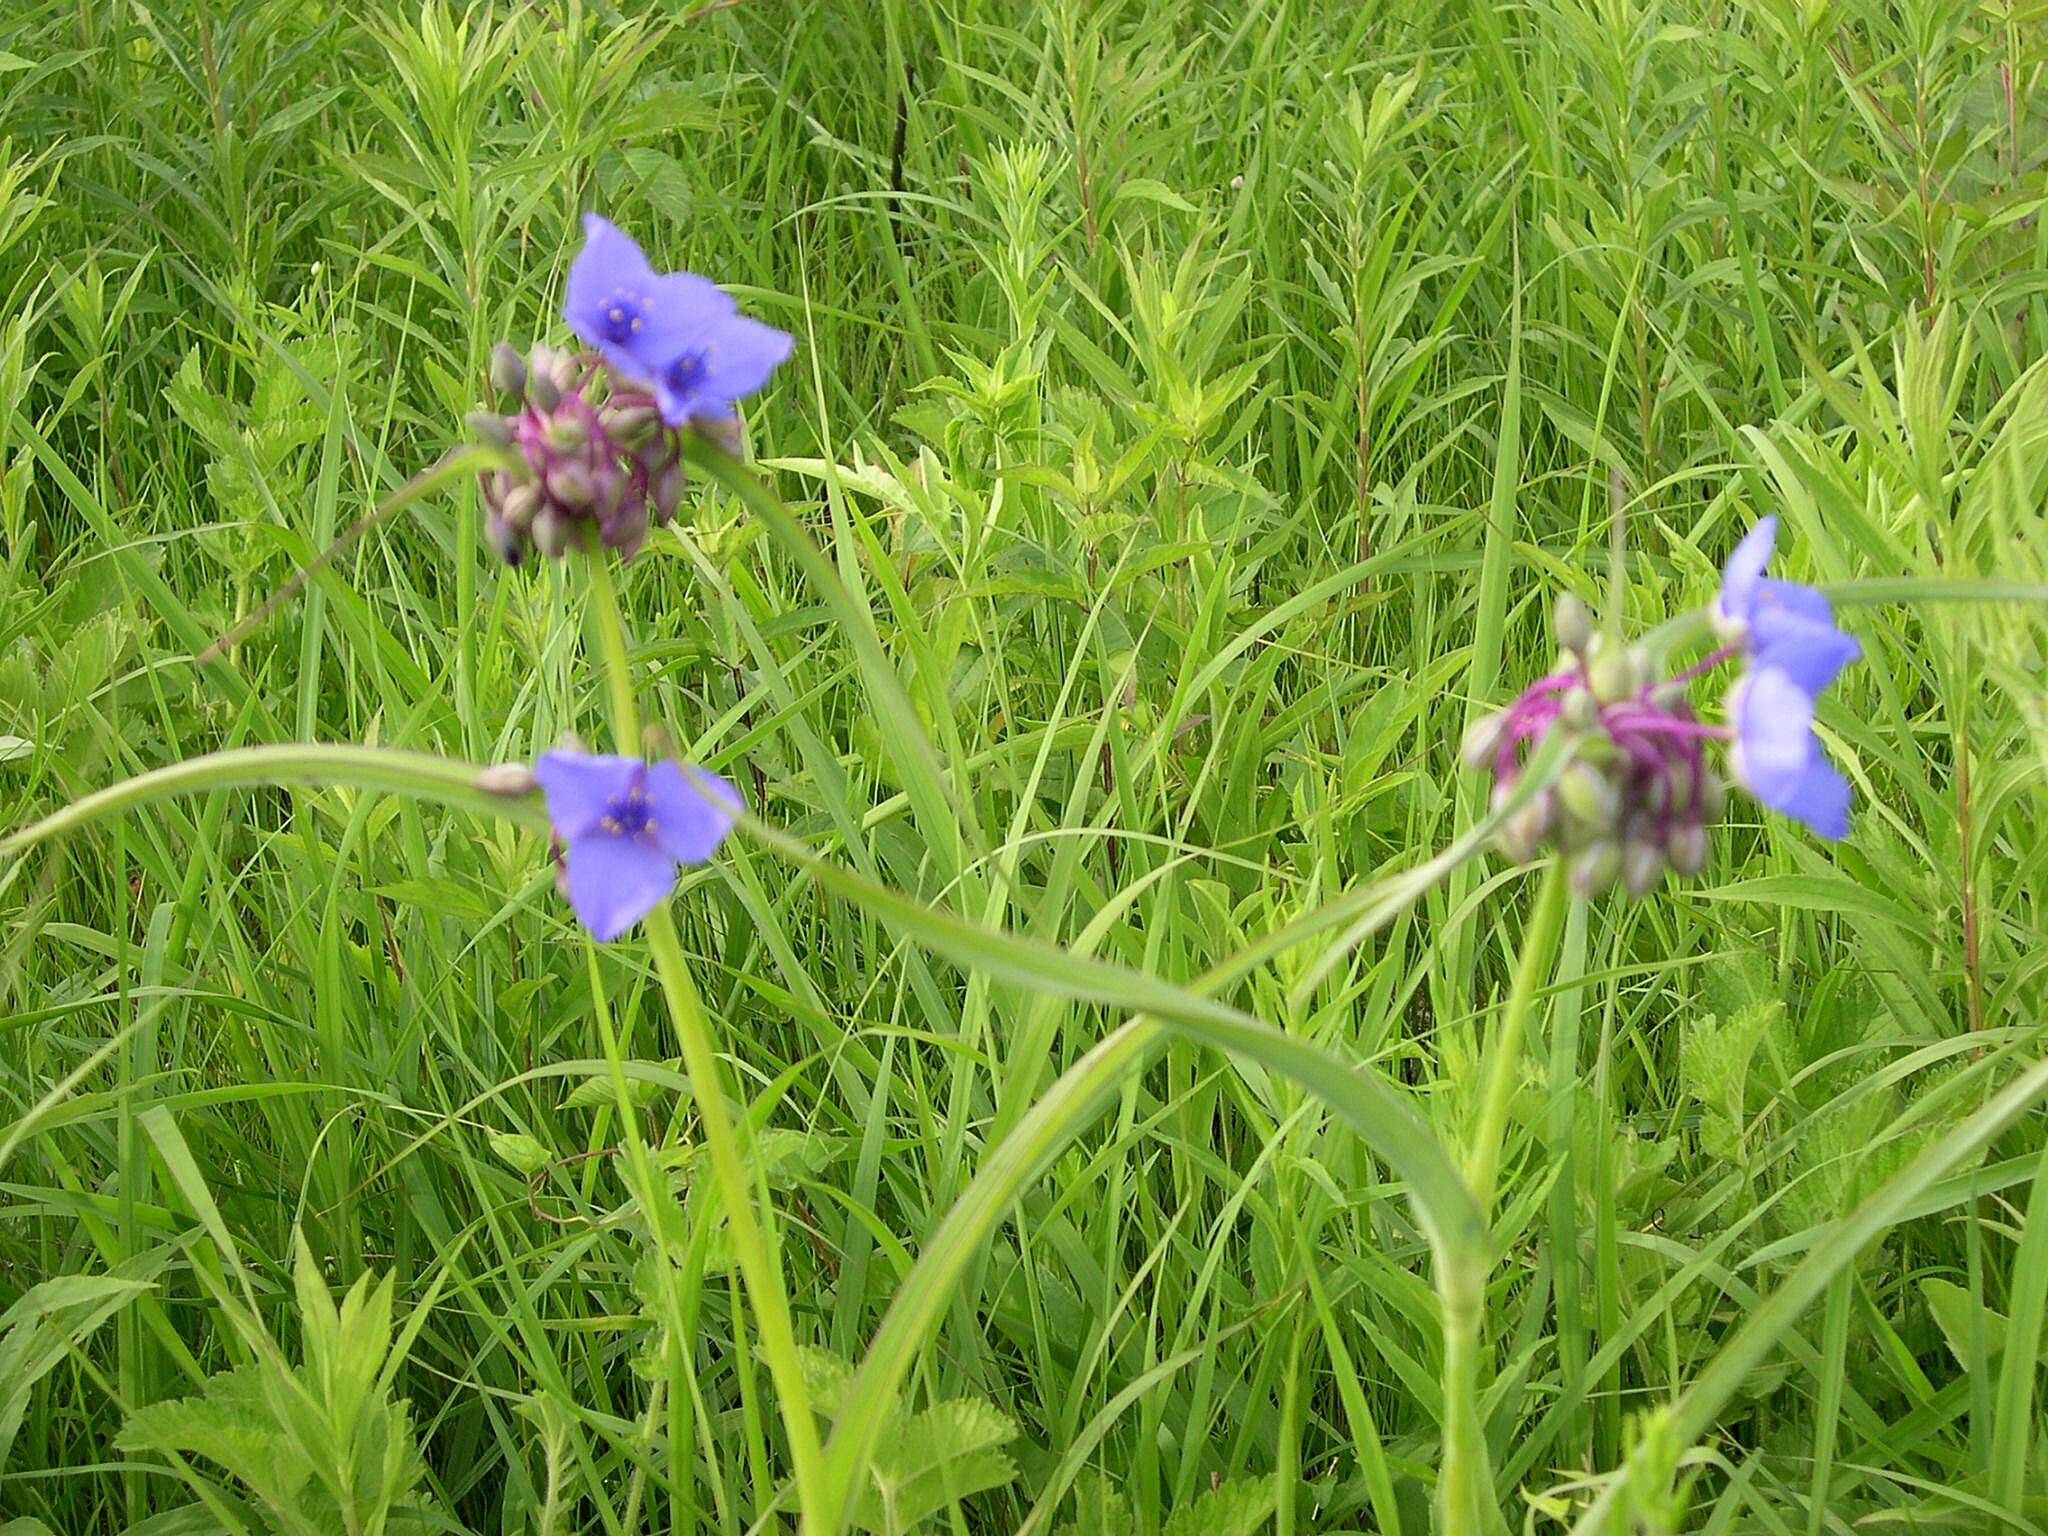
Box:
471;342;685;564
1463;593;1727;898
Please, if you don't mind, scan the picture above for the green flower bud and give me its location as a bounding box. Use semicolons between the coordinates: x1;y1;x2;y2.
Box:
467;409;515;448
1586;639;1647;704
489;343;527;397
1561;687;1601;733
1666;822;1709;877
527;369;561;413
1622;838;1666;897
1553;591;1593;655
1556;762;1619;830
1461;710;1510;769
1569;839;1622;898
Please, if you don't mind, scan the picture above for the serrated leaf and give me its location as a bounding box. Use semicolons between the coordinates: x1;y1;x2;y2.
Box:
488;1132;553;1176
1161;1475;1277;1536
1052;1471;1137;1536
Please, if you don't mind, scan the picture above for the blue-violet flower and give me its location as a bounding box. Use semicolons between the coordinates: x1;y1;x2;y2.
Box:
564;214;739;386
1716;516;1861;838
564;213;793;425
533;750;742;941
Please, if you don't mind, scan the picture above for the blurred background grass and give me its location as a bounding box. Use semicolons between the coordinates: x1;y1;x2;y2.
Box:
2;0;2047;1530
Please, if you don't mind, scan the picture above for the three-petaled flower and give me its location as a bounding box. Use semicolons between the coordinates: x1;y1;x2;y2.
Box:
563;214;793;427
533;750;742;941
1717;515;1862;838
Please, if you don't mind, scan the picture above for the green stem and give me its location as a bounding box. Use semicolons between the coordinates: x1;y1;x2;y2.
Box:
1438;859;1568;1536
580;547;827;1527
1465;860;1568;1212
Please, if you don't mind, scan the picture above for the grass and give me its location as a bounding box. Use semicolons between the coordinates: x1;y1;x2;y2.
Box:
3;0;2048;1531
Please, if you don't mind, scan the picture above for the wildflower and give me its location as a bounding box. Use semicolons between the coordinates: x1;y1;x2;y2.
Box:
1463;594;1724;896
533;750;742;941
564;214;738;386
473;345;687;563
1716;516;1861;839
563;213;793;426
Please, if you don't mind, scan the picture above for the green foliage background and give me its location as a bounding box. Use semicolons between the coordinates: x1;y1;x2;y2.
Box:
2;0;2047;1530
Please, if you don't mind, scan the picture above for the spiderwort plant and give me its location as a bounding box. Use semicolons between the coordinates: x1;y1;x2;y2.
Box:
469;215;794;564
1463;518;1863;889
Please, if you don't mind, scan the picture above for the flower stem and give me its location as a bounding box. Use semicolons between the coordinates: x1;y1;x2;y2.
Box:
580;547;828;1528
1437;859;1569;1536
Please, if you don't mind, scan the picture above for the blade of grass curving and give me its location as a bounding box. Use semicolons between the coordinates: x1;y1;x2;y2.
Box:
1;743;549;858
1569;1043;2048;1533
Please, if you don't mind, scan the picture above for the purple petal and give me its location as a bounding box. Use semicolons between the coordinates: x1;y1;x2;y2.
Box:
698;312;794;402
1753;616;1861;698
562;831;678;941
1773;752;1852;840
1731;668;1855;838
1717;516;1778;625
1752;576;1834;628
651;312;793;425
564;217;735;382
641;762;742;864
1733;668;1816;797
534;751;642;840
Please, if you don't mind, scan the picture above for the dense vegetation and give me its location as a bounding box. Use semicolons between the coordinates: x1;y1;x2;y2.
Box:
3;0;2046;1531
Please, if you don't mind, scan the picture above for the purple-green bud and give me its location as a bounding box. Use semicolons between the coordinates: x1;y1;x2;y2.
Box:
474;762;539;797
650;461;686;527
489;343;527;397
544;415;589;454
501;482;542;533
1622;839;1666;897
1556;762;1619;830
606;404;663;449
1553;591;1593;656
1699;768;1727;820
695;414;745;458
531;507;574;559
1461;711;1509;769
546;462;596;509
467;409;515;448
1495;787;1555;862
1569;839;1622;898
1666;822;1709;877
527;368;561;413
485;512;523;566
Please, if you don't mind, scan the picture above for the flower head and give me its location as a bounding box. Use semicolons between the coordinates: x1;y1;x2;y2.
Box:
563;213;793;425
564;214;738;386
473;345;686;563
533;750;742;941
1717;516;1862;838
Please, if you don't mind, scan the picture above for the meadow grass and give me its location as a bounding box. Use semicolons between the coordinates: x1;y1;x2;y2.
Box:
3;0;2048;1531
